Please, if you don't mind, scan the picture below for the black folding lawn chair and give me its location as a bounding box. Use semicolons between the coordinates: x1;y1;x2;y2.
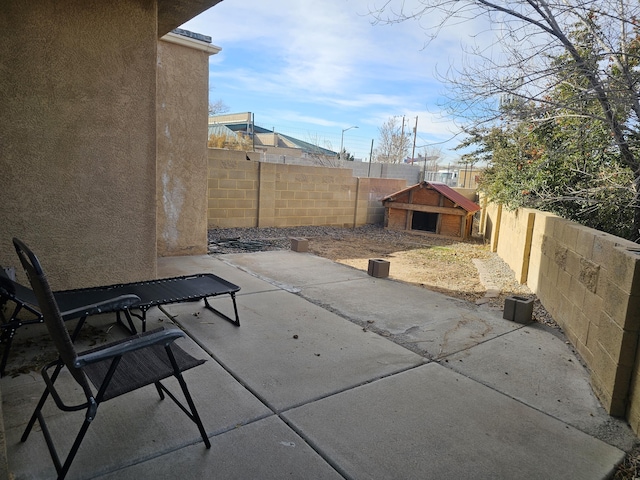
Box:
13;238;211;480
0;253;241;376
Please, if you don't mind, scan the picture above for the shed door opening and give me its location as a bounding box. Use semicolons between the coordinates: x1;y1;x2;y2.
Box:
412;211;438;232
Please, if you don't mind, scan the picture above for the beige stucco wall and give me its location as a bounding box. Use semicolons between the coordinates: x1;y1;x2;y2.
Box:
156;36;216;256
0;0;157;289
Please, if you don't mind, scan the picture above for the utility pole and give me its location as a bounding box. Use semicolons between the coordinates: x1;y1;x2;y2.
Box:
411;116;418;163
400;116;405;163
368;139;374;177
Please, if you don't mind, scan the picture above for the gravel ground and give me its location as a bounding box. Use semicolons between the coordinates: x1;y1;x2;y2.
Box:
208;224;387;253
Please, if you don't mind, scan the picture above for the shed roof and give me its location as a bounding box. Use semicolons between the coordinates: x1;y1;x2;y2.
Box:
382;181;480;213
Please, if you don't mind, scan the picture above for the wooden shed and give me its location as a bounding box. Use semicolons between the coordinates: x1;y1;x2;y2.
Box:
382;182;480;239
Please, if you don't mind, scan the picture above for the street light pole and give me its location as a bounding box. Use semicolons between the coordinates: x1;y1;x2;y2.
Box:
340;125;358;159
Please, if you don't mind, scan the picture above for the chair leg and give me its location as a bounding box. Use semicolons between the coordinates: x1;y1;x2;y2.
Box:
204;295;240;327
21;386;51;442
57;417;93;480
0;327;16;377
21;361;65;442
154;381;165;400
174;373;211;448
162;347;210;448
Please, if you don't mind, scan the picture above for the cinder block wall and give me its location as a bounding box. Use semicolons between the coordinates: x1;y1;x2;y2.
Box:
207;150;260;228
270;164;356;227
207;151;407;229
483;203;640;431
355;178;407;226
494;208;535;283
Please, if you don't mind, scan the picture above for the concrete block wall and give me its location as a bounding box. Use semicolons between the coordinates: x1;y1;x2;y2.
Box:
269;164;356;227
493;208;535;284
207;150;407;229
347;162;421;184
207;150;260;228
259;153;421;185
483;203;640;431
355;178;407;226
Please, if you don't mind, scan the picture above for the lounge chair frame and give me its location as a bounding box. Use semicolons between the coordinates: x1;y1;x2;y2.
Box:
0;267;240;376
13;237;211;480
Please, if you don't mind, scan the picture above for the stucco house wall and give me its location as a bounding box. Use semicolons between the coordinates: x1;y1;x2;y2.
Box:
0;0;158;289
0;1;221;288
156;33;220;256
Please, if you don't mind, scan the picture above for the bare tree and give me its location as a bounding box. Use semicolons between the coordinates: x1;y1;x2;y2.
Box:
208;99;230;116
374;116;412;163
372;0;640;237
304;133;342;167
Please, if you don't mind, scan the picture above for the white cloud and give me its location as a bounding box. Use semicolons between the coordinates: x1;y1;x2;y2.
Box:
182;0;498;159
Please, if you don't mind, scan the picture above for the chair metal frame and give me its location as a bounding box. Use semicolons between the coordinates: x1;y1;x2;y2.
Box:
13;238;211;480
0;265;240;376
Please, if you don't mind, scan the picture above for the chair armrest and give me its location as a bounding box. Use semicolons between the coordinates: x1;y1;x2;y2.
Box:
61;294;141;320
74;327;185;367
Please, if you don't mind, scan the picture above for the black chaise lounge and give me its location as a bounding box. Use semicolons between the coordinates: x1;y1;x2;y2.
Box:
0;248;240;376
13;237;211;480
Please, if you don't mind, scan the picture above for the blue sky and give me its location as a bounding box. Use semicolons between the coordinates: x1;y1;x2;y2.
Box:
181;0;484;162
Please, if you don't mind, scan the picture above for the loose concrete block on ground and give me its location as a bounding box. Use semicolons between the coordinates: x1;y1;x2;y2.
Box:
503;295;534;324
290;237;309;252
367;258;390;278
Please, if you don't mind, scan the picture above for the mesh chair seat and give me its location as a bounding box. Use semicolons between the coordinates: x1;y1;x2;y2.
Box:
82;328;205;401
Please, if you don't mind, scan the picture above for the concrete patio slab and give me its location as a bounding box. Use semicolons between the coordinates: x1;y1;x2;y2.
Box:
221;251;368;288
223;251;522;359
301;279;519;359
164;289;425;412
158;254;282;296
443;323;637;450
2;251;636;479
2;337;271;480
283;363;625;480
95;415;343;480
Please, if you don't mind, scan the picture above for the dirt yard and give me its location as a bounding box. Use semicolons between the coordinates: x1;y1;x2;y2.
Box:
307;230;490;302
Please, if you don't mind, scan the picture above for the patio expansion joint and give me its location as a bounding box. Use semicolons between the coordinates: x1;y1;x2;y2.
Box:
269;361;430;480
175;309;429;480
432;325;612;444
435;323;529;362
